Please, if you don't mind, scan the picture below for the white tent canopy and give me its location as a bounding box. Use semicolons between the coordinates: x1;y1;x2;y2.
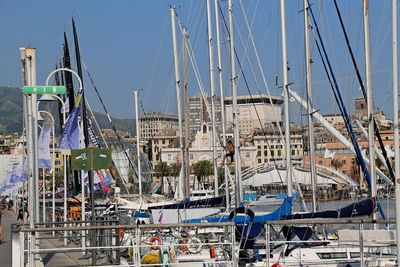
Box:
242;166;357;187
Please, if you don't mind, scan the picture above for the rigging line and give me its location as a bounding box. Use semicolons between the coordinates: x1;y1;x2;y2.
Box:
145;12;170;107
332;0;395;182
81;60;149;195
178;18;213;123
218;2;286;191
308;2;386;219
237;0;285;141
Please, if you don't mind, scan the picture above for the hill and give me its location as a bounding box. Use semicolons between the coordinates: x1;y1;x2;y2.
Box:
0;86;135;135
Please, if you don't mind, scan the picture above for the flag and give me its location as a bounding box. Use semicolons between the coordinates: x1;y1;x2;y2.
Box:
38;124;52;169
59;106;80;150
324;148;336;159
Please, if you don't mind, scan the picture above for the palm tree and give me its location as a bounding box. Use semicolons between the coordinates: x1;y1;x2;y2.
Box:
191;160;213;190
330;158;344;170
154;162;170;194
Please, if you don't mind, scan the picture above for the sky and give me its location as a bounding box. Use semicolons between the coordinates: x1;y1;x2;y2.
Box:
0;0;398;125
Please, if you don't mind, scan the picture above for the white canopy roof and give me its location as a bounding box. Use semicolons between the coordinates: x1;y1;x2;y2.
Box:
242;167;355;187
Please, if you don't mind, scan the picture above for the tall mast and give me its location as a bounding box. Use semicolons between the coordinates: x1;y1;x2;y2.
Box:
134;91;143;200
392;0;400;261
363;0;377;224
215;0;229;208
280;0;293;196
304;0;317;211
228;0;242;205
182;26;190;198
206;0;219;196
170;6;185;200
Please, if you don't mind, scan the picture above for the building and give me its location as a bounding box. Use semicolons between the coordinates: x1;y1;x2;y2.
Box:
160;125;257;168
189;95;222;136
139;112;179;141
225;95;283;135
253;126;304;165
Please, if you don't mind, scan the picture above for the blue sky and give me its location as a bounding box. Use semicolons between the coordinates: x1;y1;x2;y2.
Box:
0;0;397;125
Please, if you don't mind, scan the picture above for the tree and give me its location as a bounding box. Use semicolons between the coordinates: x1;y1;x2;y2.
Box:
330;159;344;170
191;160;213;189
154;162;170;194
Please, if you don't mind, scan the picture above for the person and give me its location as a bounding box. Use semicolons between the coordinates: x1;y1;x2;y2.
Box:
221;140;235;165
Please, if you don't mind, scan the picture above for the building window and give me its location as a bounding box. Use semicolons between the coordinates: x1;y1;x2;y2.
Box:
55;160;60;165
167;154;172;161
257;151;261;157
278;150;281;157
246;152;250;159
162;140;165;144
258;159;262;163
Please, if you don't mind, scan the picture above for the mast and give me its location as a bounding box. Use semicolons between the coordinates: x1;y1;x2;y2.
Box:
392;0;400;261
215;0;230;208
280;0;293;196
134;91;143;200
170;6;185;200
228;0;242;205
363;0;377;224
304;0;317;211
182;26;190;198
206;0;219;196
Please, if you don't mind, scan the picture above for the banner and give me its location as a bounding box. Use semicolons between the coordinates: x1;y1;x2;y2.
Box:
59;106;80;150
38;124;52;169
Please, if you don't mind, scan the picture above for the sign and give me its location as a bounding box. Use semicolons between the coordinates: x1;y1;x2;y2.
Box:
71;148;112;171
23;86;66;94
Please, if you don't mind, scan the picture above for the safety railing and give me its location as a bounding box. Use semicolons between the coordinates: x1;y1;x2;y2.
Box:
12;221;236;267
264;219;397;267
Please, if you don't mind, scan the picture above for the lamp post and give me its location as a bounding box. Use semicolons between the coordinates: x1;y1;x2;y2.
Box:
44;68;83;247
38;110;55;231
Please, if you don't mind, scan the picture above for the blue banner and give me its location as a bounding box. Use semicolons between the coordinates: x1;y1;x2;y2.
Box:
59;106;80;150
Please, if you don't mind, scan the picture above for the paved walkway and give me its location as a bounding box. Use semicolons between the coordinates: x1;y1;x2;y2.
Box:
0;210;90;267
0;210;17;267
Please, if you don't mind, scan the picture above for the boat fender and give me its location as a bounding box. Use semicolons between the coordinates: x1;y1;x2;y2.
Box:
228;206;255;222
150;236;162;250
209;244;216;258
271;263;281;267
187;237;202;254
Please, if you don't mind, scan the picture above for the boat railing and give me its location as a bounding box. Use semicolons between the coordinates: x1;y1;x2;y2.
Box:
12;221;236;267
264;219;397;267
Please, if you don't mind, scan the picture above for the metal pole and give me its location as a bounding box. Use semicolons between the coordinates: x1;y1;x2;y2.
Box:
214;0;230;209
45;68;82;246
170;6;185;200
42;168;45;223
182;26;191;198
52;123;55;235
359;223;364;267
392;0;400;262
134;91;142;200
303;0;317;211
363;0;377;226
206;0;219;196
20;47;40;266
280;0;293;197
228;0;242;205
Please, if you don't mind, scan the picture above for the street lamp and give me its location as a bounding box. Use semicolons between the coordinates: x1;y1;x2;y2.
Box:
38;110;55;230
44;68;84;247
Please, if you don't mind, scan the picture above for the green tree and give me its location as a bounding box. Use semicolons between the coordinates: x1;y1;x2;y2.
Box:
330;159;344;170
169;162;181;177
191;160;213;189
154;162;170;194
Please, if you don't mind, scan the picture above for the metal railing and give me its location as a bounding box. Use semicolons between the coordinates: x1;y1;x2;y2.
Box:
264;219;397;267
12;221;236;267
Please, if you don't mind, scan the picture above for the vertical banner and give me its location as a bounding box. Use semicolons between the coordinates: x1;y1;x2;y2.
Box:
38;124;52;169
59;106;81;150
